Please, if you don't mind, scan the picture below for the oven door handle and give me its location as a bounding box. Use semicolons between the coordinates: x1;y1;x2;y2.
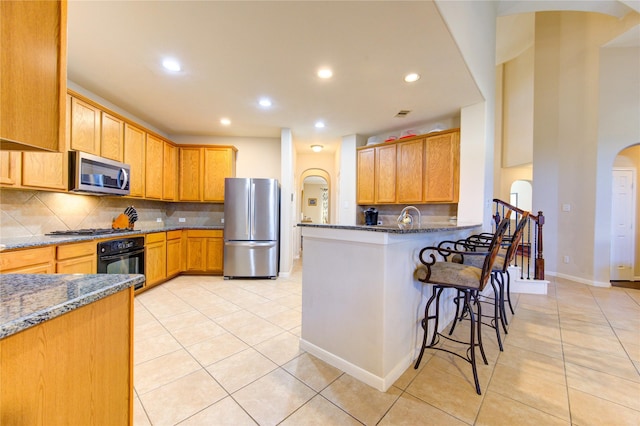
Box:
99;248;145;262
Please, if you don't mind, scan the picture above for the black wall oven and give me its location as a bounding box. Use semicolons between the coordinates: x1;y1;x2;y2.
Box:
98;236;145;290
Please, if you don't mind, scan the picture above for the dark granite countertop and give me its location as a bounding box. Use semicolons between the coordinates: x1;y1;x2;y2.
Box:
297;222;481;234
0;273;145;339
0;225;224;251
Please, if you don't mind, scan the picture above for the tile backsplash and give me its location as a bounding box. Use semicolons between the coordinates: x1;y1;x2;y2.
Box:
0;189;224;238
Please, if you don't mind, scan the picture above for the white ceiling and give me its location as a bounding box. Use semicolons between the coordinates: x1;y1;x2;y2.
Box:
66;1;638;154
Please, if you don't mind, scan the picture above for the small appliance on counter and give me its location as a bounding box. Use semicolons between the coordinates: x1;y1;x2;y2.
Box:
364;208;378;226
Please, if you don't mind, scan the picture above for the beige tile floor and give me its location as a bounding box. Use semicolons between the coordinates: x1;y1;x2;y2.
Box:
134;262;640;425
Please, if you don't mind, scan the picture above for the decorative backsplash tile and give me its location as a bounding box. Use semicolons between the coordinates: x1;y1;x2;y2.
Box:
0;189;224;238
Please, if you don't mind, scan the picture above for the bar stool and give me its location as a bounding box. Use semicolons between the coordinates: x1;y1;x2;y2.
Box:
414;217;510;395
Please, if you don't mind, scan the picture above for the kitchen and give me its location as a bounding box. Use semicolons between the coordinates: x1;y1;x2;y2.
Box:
2;0;640;424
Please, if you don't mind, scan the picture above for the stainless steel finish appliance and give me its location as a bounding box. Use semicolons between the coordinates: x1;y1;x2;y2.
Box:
224;178;279;279
97;236;145;290
69;151;130;196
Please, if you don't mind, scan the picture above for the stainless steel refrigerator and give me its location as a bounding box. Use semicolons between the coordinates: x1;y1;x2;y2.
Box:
223;178;279;279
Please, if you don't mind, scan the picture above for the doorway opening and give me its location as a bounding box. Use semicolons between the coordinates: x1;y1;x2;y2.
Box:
509;179;532;211
611;144;639;287
300;169;330;225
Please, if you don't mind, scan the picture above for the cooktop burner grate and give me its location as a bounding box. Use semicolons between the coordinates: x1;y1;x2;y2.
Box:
46;228;136;236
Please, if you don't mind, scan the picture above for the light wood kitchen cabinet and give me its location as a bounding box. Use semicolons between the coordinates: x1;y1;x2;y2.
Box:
166;230;183;278
56;241;97;274
356;148;375;204
145;134;164;199
0;0;66;151
179;147;202;201
203;147;236;202
145;232;167;287
376;144;397;203
184;230;224;274
356;129;460;205
396;138;424;203
101;112;124;162
0;152;19;186
424;131;460;203
163;142;178;201
124;123;146;198
0;246;55;274
179;146;237;202
0;289;133;425
21;151;67;190
69;96;101;155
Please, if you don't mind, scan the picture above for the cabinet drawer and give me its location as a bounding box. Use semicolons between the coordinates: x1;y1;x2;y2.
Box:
0;246;55;272
186;230;223;238
166;230;182;240
146;232;166;244
57;241;96;260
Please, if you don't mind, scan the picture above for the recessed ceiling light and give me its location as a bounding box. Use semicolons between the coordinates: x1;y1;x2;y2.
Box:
404;73;420;83
317;68;333;79
220;118;231;126
259;98;272;108
311;145;323;152
315;121;325;129
162;58;181;72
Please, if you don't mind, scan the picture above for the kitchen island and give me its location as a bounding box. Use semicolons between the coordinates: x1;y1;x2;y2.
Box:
0;273;144;425
298;222;481;392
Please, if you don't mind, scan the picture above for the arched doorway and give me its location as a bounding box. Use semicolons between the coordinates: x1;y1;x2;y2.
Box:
509;179;532;211
301;175;329;224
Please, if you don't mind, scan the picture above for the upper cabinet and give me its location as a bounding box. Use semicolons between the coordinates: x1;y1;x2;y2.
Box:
145;134;164;199
356;129;460;205
0;0;67;151
69;96;101;155
123;123;146;198
179;146;237;202
100;112;124;162
163;142;178;201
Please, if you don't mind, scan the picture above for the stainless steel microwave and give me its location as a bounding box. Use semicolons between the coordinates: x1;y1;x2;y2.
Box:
69;151;130;196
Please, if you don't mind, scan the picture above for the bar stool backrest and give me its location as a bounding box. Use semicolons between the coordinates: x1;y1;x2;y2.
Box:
479;213;511;290
501;211;530;272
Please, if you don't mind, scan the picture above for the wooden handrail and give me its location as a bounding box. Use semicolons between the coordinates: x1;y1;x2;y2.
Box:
492;199;545;280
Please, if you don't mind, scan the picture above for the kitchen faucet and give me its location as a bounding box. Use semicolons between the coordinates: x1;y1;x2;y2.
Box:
398;206;421;227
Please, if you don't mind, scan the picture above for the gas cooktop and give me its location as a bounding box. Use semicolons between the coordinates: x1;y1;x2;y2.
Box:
46;228;136;236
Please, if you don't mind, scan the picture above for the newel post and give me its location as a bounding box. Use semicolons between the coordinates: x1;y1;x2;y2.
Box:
535;211;545;280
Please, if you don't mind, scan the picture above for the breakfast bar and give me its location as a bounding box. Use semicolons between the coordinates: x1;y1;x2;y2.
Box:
0;274;144;424
298;222;481;392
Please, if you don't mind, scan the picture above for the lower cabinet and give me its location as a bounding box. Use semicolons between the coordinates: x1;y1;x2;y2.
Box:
0;246;55;274
184;230;224;274
145;232;166;287
56;241;97;274
166;230;183;278
0;289;133;424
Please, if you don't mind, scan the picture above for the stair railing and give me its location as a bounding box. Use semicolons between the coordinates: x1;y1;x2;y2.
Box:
491;199;545;280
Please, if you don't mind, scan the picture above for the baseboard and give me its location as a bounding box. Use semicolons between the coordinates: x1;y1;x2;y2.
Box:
554;272;611;288
298;339;412;392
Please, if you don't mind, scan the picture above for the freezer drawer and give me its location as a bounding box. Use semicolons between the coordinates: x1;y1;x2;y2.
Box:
223;241;278;278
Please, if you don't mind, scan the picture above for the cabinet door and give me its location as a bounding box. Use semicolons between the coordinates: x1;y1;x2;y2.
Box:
69;97;101;155
101;112;124;162
145;134;164;199
56;256;96;274
179;147;202;201
203;147;234;202
205;237;224;273
0;246;55;273
356;148;375;204
375;144;397;203
21;151;66;190
397;139;424;203
0;152;19;186
424;132;460;202
163;142;178;201
185;237;206;271
0;0;65;151
124;123;145;197
166;234;182;277
145;234;166;286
